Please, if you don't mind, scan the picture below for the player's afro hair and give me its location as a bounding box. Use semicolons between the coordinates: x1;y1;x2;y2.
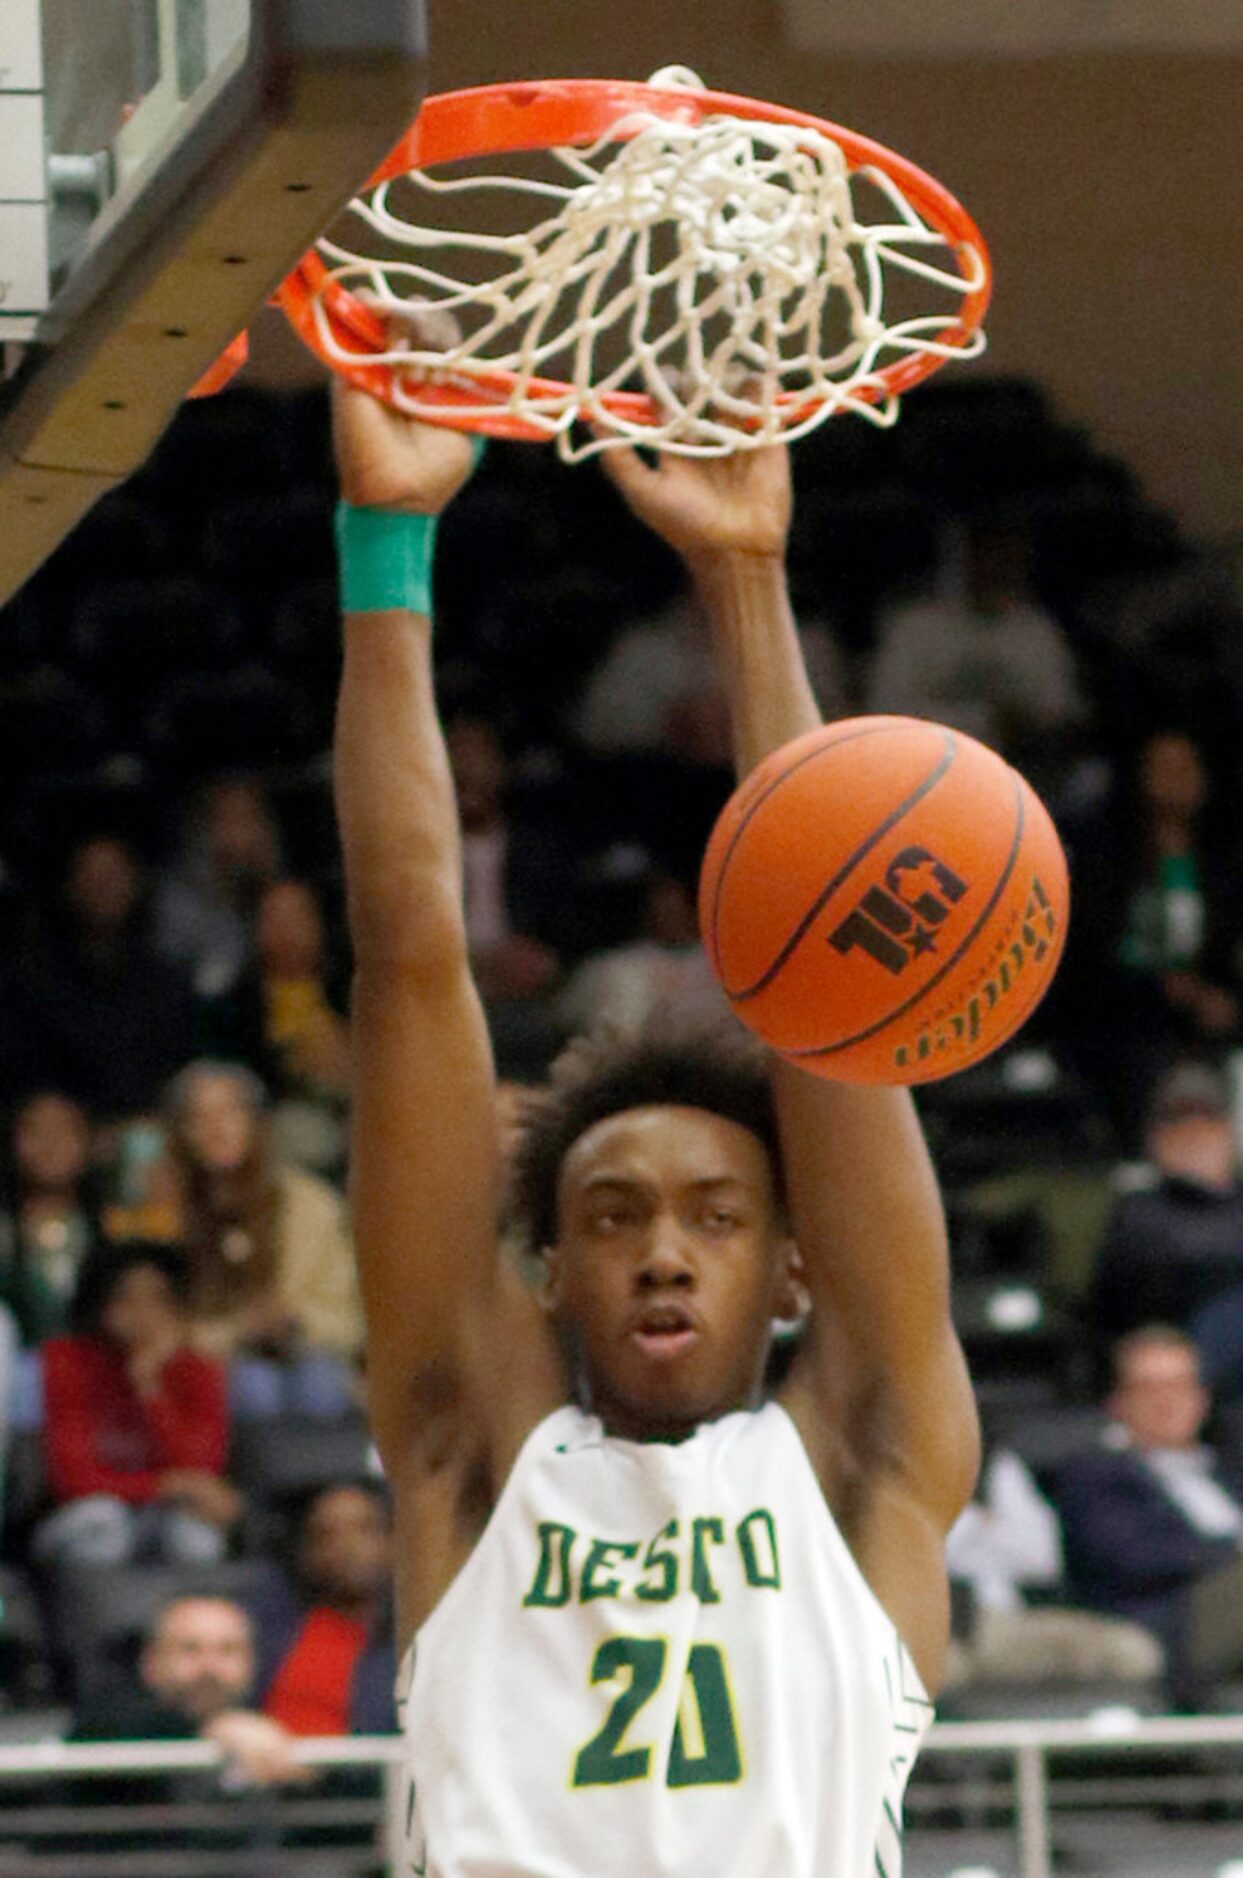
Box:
510;1017;783;1255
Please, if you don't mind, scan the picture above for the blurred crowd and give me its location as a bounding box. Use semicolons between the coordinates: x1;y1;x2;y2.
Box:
4;372;1243;1846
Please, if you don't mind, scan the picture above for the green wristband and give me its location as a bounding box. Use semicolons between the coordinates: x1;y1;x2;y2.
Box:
335;503;438;617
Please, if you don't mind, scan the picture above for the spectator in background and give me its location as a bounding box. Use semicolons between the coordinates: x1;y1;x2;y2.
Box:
555;863;728;1038
1088;1061;1243;1357
1115;735;1243;1045
865;509;1088;790
567;583;847;885
446;710;577;1078
154;775;283;1000
8;833;196;1122
0;1090;103;1345
34;1242;239;1569
944;1444;1162;1690
71;1594;312;1854
253;1480;397;1738
948;1445;1070;1616
162;1061;362;1412
572;577;848;765
239;880;351;1099
1061;730;1243;1151
199;878;351;1178
1053;1326;1243;1702
69;1591;386;1870
72;1593;261;1745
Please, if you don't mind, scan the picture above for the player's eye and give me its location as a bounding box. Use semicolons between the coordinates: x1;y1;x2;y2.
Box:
589;1206;632;1233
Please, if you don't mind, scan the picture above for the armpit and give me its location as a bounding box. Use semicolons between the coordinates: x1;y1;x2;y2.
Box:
400;1359;474;1474
794;1362;906;1545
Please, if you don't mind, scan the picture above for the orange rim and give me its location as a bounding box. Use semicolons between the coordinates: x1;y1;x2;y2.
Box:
186;330;250;399
276;77;993;439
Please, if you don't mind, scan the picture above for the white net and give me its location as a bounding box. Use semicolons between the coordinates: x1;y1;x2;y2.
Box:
309;69;988;459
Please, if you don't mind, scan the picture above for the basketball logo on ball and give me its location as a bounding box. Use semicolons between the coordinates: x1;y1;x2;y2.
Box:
698;716;1069;1085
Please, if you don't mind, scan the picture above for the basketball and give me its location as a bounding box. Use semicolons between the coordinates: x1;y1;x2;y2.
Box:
698;716;1069;1085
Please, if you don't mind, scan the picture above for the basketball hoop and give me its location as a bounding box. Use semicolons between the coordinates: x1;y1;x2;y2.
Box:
275;69;992;458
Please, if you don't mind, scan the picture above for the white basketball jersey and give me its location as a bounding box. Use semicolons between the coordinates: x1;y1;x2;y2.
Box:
397;1401;932;1877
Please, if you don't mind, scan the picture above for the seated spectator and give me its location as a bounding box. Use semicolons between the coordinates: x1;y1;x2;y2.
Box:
34;1243;239;1569
163;1060;362;1412
215;879;350;1097
949;1446;1070;1614
572;578;848;763
199;877;351;1177
72;1592;263;1745
555;864;728;1038
0;1089;103;1345
446;709;578;1077
8;833;196;1122
448;711;570;995
945;1445;1161;1690
253;1480;397;1738
1052;1325;1243;1703
1088;1062;1243;1357
153;774;284;999
567;585;847;885
70;1594;311;1854
864;509;1088;789
1059;730;1243;1150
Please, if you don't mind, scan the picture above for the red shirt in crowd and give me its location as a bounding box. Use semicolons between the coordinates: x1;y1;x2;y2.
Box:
262;1609;370;1736
42;1334;228;1506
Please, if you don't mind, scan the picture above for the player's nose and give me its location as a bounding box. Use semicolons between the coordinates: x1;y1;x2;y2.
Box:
636;1226;696;1288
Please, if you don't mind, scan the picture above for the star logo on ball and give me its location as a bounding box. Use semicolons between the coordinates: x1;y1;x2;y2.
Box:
908;923;939;957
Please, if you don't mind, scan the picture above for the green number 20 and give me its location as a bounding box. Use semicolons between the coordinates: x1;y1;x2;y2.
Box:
572;1635;742;1788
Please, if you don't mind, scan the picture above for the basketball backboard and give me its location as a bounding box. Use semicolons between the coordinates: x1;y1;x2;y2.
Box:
0;0;428;607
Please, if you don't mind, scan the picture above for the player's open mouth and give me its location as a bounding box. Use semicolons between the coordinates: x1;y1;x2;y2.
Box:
630;1308;700;1360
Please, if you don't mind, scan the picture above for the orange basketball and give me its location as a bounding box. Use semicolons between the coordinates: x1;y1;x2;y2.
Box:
698;716;1069;1085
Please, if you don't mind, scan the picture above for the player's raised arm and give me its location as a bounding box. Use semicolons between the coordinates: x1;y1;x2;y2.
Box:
332;384;563;1616
601;440;979;1689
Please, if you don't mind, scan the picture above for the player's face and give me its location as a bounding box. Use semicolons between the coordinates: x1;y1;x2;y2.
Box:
548;1106;796;1440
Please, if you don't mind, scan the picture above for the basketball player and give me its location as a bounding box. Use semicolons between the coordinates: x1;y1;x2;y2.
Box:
331;378;979;1875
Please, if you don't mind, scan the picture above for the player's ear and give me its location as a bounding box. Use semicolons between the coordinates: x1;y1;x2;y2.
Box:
538;1244;566;1314
772;1237;810;1329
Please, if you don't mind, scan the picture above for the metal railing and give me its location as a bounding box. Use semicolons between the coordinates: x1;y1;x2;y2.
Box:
926;1712;1243;1878
4;1717;1243;1876
0;1738;402;1877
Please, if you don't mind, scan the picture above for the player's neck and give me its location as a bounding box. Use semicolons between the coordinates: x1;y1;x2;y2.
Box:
601;1411;700;1446
586;1382;764;1445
